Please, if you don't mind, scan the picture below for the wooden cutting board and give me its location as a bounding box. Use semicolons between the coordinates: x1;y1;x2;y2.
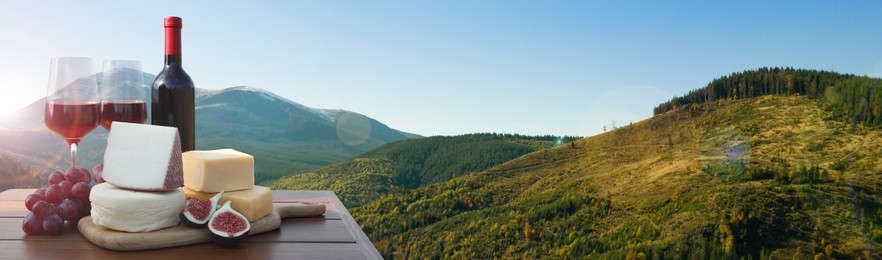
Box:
77;202;325;251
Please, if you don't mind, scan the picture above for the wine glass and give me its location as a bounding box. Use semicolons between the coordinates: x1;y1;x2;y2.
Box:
45;57;100;168
99;60;148;130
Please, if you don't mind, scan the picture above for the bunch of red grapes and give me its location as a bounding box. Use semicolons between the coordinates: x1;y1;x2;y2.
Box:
21;164;105;235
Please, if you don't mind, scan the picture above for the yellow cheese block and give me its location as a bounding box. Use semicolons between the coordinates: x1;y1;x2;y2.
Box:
182;149;254;193
184;186;273;222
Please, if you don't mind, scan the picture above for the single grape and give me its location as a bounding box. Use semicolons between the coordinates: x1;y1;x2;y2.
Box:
71;199;87;217
35;188;47;197
71;198;83;209
76;198;91;218
94;171;104;184
71;182;90;199
44;184;64;204
57;199;80;221
92;164;104;184
92;164;103;179
80;167;91;184
22;212;43;235
58;181;73;198
48;171;65;185
24;193;46;211
42;214;63;235
32;201;52;219
64;168;86;184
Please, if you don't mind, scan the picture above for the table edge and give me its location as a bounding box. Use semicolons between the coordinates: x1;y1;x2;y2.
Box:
325;191;383;260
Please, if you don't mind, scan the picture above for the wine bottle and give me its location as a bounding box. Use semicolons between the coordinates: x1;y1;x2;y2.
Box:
152;16;195;151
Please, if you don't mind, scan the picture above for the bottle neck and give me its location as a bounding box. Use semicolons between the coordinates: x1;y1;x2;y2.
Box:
165;54;181;65
164;27;182;65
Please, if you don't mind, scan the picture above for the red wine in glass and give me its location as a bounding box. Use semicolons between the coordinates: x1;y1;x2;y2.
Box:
100;100;147;130
45;102;100;145
45;57;100;168
100;60;148;130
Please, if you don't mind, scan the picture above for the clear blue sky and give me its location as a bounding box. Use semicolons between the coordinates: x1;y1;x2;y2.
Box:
1;1;880;137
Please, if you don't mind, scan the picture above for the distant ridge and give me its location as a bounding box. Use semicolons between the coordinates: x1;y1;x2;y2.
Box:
0;70;420;185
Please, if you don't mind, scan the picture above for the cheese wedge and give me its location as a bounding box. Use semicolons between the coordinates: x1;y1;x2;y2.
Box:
102;122;183;191
182;149;254;192
90;183;185;232
184;186;273;222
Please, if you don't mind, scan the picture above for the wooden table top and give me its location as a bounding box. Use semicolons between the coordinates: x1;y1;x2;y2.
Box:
0;189;382;259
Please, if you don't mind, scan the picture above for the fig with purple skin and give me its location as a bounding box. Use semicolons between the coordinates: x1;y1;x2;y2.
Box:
180;191;223;228
208;200;251;247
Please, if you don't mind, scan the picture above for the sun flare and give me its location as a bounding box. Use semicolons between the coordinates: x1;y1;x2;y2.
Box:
0;96;28;119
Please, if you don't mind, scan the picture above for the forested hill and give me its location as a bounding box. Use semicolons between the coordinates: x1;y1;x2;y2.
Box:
654;67;882;127
0;155;45;191
270;133;578;207
355;95;882;259
357;133;578;188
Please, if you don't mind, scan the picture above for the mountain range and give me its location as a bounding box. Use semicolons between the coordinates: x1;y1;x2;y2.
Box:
0;69;419;186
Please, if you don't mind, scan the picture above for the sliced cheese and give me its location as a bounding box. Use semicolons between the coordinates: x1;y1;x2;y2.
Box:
90;183;185;232
182;149;254;192
102;122;183;191
184;186;273;222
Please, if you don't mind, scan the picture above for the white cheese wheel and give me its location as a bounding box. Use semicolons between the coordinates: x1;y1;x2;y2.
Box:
90;183;185;232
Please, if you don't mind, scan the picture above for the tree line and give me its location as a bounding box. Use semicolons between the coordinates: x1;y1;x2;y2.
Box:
654;67;882;128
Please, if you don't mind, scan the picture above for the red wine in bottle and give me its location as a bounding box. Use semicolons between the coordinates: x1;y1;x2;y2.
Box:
152;16;195;151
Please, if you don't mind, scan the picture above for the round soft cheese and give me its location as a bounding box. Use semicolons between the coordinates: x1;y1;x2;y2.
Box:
90;183;185;232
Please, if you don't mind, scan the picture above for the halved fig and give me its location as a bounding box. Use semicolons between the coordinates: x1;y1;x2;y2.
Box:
180;191;223;228
208;200;251;247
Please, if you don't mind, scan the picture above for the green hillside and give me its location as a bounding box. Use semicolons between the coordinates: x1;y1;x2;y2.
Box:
352;95;882;258
269;134;577;207
0;154;45;191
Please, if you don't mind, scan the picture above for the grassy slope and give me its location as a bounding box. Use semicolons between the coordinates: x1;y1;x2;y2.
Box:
269;134;563;208
352;96;882;259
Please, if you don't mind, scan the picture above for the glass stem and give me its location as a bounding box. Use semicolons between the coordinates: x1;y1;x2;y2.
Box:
70;143;78;169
